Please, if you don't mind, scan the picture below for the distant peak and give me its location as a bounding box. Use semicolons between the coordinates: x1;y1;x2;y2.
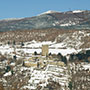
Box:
38;10;60;16
43;10;59;14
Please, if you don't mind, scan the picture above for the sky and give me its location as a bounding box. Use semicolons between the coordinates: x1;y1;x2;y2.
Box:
0;0;90;20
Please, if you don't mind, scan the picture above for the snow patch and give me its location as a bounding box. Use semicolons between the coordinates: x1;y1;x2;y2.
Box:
60;22;76;26
0;18;23;21
73;10;84;13
83;64;90;70
38;10;60;16
4;71;12;77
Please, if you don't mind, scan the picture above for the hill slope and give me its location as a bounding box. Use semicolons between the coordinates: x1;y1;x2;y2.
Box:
0;10;90;32
0;29;90;49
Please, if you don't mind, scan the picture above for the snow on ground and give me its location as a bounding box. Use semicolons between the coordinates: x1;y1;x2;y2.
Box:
10;62;16;66
0;40;82;56
83;64;90;70
49;48;78;56
60;22;76;26
4;71;12;77
0;45;14;55
50;42;66;48
16;48;78;56
0;34;89;57
24;41;55;48
18;40;80;56
16;48;42;54
21;65;69;90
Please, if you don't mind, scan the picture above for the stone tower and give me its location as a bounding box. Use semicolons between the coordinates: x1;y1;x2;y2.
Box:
42;45;49;56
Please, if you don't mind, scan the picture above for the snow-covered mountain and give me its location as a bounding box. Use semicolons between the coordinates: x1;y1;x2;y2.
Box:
0;10;90;32
38;10;60;15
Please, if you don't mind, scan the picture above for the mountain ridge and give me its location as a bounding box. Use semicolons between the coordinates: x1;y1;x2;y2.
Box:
0;10;90;32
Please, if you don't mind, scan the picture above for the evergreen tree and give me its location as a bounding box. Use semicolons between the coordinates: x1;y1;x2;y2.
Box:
5;66;11;72
68;81;72;90
37;62;39;68
21;42;24;46
57;53;62;56
49;52;52;56
57;53;63;61
13;40;16;45
62;56;67;65
8;41;10;45
34;51;37;55
13;55;17;60
22;61;25;66
11;70;14;75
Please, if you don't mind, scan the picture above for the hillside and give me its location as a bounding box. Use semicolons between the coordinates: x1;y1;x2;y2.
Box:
0;10;90;32
0;29;90;49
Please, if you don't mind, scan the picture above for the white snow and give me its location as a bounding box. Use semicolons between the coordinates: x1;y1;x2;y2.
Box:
60;22;76;26
24;41;54;48
0;31;89;57
0;40;80;57
16;48;77;56
50;43;66;48
22;86;36;90
17;48;42;54
60;23;71;26
38;10;60;16
83;64;90;70
49;48;77;56
4;71;12;77
73;10;84;13
0;45;14;55
10;62;15;66
1;78;7;83
0;18;23;21
22;65;69;90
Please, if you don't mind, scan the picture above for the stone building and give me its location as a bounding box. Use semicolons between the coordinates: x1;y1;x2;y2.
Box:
42;45;49;56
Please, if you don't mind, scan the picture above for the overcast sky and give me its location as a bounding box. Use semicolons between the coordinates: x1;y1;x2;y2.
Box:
0;0;90;19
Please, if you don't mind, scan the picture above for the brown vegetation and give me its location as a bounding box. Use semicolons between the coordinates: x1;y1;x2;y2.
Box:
0;29;76;43
0;29;90;49
0;83;4;90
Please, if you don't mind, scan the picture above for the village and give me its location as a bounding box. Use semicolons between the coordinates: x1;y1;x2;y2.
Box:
0;41;90;90
23;45;65;68
0;43;69;90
